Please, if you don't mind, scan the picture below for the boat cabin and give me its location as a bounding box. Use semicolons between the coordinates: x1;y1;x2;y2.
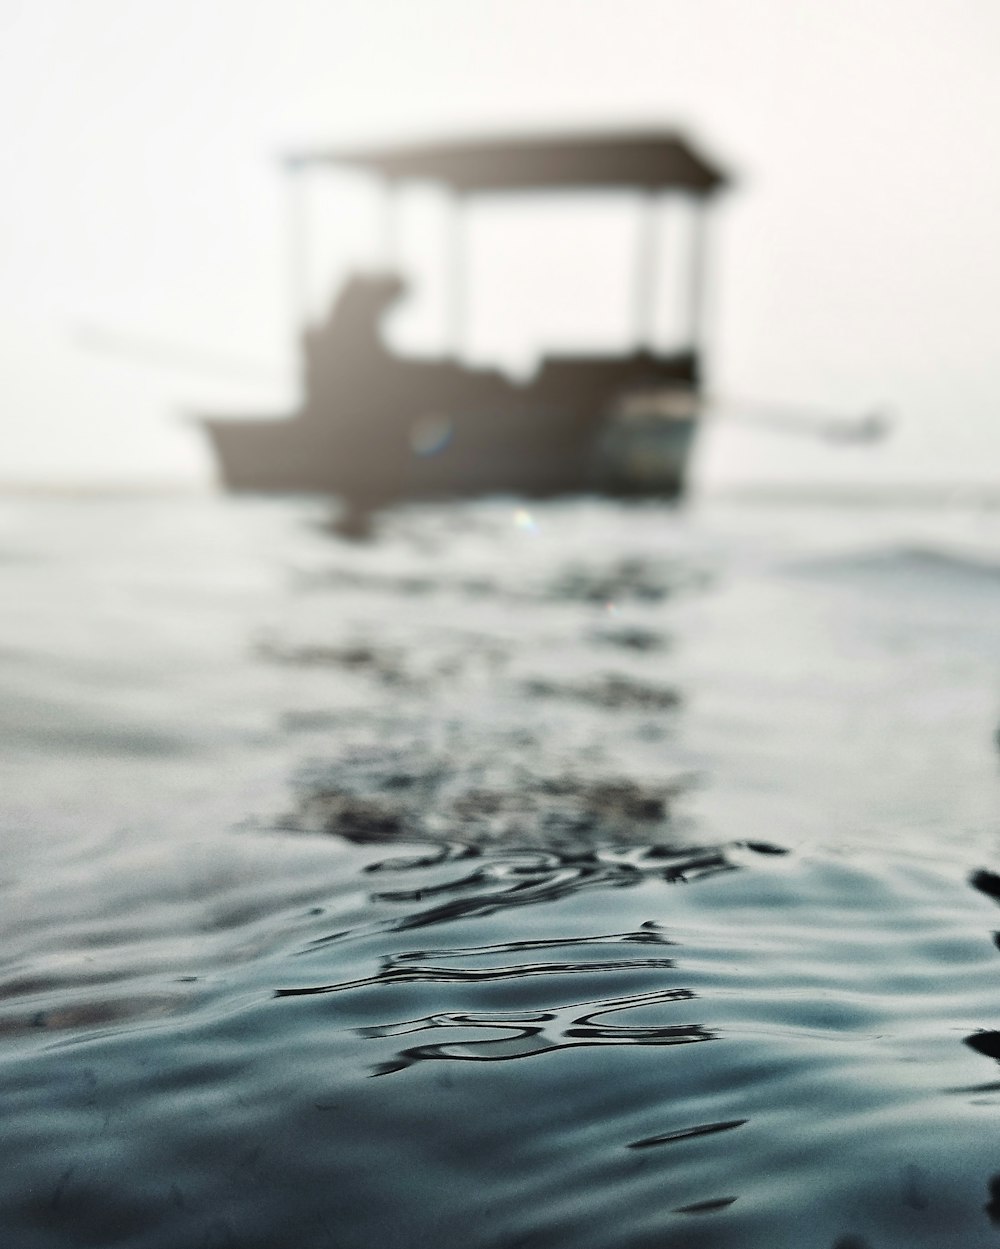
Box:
201;128;728;505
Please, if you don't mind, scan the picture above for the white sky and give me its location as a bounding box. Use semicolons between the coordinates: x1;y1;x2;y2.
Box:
1;0;998;489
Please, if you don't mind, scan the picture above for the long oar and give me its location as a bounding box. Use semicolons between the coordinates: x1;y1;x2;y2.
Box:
701;393;892;443
75;325;892;447
74;323;291;385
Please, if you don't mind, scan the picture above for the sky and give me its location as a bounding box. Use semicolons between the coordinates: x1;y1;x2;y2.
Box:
1;0;998;491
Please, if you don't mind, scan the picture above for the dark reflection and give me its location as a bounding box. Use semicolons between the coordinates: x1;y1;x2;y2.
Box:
298;769;690;850
388;919;675;958
280;923;675;994
960;868;1000;1105
545;557;708;605
673;1196;737;1214
970;868;1000;901
628;1118;747;1149
589;624;668;651
327;498;377;542
258;639;407;683
945;1080;1000;1094
901;1162;929;1210
360;986;712;1076
291;564;441;598
7;993;192;1037
985;1174;1000;1224
277;956;677;998
287;746;784;932
363;840;478;872
366;843;764;933
963;1031;1000;1061
522;673;681;711
290;552;704;607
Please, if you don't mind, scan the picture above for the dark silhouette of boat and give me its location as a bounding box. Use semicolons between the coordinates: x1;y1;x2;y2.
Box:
201;129;728;508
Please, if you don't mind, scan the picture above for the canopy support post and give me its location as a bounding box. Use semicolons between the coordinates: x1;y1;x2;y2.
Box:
687;198;710;358
448;193;468;360
633;191;659;353
284;162;309;344
379;179;398;271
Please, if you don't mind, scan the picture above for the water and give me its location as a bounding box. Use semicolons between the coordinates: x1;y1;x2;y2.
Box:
4;491;1000;1248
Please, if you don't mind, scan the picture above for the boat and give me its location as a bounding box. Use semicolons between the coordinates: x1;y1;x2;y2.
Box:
200;129;728;508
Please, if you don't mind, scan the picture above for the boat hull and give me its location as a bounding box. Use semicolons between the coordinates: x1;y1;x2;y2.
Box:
201;342;701;505
202;405;697;503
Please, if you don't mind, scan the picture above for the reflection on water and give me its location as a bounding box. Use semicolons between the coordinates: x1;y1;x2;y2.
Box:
362;843;761;932
4;494;1000;1246
628;1118;747;1149
361;986;712;1076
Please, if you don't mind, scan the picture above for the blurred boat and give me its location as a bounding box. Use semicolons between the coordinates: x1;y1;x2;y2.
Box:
200;129;728;507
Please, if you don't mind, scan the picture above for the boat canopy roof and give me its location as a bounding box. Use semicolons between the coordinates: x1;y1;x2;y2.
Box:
284;129;727;195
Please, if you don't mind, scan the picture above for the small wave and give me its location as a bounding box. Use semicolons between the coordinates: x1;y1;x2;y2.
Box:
363;842;763;933
281;924;677;996
788;543;1000;589
629;1118;748;1149
363;986;712;1076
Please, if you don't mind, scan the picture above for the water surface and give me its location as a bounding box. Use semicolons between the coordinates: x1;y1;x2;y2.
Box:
4;492;1000;1247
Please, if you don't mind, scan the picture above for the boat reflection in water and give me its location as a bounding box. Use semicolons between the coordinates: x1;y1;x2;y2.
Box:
200;129;727;509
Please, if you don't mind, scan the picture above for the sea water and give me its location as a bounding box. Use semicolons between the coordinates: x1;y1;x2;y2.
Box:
3;491;1000;1248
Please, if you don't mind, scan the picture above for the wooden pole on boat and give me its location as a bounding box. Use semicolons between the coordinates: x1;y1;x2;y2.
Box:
284;161;309;340
448;192;467;359
633;191;659;353
687;198;710;356
380;180;398;271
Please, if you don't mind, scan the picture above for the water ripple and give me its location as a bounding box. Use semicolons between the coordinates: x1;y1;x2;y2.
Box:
360;986;712;1075
628;1119;748;1149
7;496;1000;1247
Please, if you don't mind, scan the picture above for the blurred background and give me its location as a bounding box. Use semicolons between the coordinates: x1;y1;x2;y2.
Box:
2;0;998;495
